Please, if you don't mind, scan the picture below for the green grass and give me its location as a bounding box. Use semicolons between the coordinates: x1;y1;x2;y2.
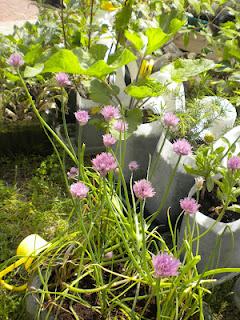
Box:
0;153;72;319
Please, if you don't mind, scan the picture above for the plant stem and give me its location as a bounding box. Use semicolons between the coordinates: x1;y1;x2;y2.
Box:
88;0;94;50
156;278;161;320
61;88;77;158
60;0;67;48
129;56;144;110
139;201;148;274
18;72;77;164
148;156;181;225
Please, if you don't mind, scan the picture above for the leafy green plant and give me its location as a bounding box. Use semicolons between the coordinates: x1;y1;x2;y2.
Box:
1;2;240;319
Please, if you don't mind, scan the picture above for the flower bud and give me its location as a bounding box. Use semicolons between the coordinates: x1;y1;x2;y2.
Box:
203;132;215;144
139;59;154;78
195;177;204;190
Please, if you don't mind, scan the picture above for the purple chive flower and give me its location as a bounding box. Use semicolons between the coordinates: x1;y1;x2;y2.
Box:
133;179;155;199
67;167;79;179
113;120;128;133
92;152;117;176
55;72;71;86
227;156;240;171
128;161;139;171
105;251;113;259
172;139;192;156
180;197;200;215
101;105;120;121
7;53;24;68
103;134;117;147
163;112;179;129
70;182;89;199
152;253;180;277
75;110;90;126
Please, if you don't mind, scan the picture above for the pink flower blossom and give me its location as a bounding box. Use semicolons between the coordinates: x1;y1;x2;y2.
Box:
75;110;90;126
163;112;179;129
104;251;113;259
180;197;200;215
227;156;240;171
133;179;155;199
101;105;120;121
67;167;79;179
128;161;139;171
172;139;192;156
152;253;180;277
103;134;117;147
70;182;89;199
7;53;24;68
92;152;117;176
113;120;128;133
56;72;71;86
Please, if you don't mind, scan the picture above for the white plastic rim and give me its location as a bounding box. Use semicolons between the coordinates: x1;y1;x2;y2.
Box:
193;96;237;139
114;61;186;114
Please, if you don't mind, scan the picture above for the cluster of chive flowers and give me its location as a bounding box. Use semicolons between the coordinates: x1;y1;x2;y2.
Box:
75;110;90;126
180;197;200;215
67;167;79;179
133;179;155;199
173;139;192;156
152;252;180;277
227;155;240;171
7;53;24;68
101;105;120;121
100;105;128;133
113;119;128;133
55;72;71;86
70;181;89;199
128;161;139;172
163;112;179;130
103;134;116;147
92;152;117;176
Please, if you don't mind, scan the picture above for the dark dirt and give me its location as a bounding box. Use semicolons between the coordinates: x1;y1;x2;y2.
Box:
198;186;240;223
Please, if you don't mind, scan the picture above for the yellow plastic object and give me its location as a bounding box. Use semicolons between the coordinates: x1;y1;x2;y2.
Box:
101;1;119;11
139;59;154;78
0;234;49;291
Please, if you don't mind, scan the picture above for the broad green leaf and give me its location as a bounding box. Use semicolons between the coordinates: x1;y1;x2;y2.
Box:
4;70;20;82
225;39;240;60
108;48;136;69
124;30;144;51
110;108;143;140
125;108;143;135
115;5;132;32
86;60;114;78
171;58;215;82
87;49;136;78
24;44;43;65
206;176;214;192
169;18;186;34
24;63;44;78
145;28;170;55
89;79;119;104
89;44;108;61
43;49;84;74
183;164;200;175
125;78;166;99
214;146;225;154
73;47;94;69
